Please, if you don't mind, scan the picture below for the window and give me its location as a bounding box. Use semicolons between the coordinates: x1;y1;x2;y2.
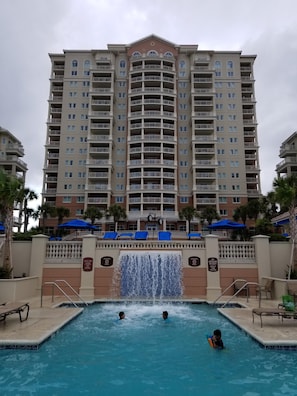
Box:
116;197;124;203
216;104;223;110
229;137;238;143
180;161;188;166
227;71;234;77
64;172;72;178
180;173;188;179
228;104;235;109
214;60;221;69
72;60;78;68
217;149;225;155
227;60;233;69
147;50;158;57
71;71;77;76
219;185;227;190
228;115;236;120
63;196;72;203
232;185;240;190
76;209;84;215
84;60;90;69
116;172;124;178
218;172;226;179
120;60;126;68
228;92;235;98
64;184;72;190
231;173;239;178
219;197;227;203
132;51;141;57
116;184;124;190
233;197;241;203
230;149;238;155
77;196;85;203
78;172;86;178
230;161;239;167
179;60;186;69
65;160;73;165
180;197;189;203
164;51;173;57
227;82;235;88
220;209;228;216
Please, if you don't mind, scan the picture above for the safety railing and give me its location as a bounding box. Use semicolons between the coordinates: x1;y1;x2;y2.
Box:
213;279;261;308
40;279;88;308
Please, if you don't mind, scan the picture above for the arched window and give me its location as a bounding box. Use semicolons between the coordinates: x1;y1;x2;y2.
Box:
227;60;233;69
214;60;221;69
164;51;173;58
179;60;186;69
132;51;141;58
147;50;158;57
72;60;78;68
120;60;126;68
84;60;90;70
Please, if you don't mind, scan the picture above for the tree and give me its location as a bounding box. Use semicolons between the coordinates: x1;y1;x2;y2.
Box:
83;206;103;225
273;175;297;275
179;206;199;233
38;203;56;233
19;187;38;232
0;170;23;277
233;205;248;225
246;199;261;222
56;206;70;225
200;207;220;227
106;204;127;232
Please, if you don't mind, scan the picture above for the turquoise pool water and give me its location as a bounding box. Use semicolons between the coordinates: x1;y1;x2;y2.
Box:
1;303;297;395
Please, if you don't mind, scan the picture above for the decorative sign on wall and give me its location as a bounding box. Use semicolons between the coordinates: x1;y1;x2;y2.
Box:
188;256;201;267
208;257;218;272
101;256;113;267
83;257;93;272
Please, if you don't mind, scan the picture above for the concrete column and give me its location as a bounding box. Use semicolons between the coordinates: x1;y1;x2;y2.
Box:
79;234;97;300
252;235;271;279
30;234;49;290
205;234;221;300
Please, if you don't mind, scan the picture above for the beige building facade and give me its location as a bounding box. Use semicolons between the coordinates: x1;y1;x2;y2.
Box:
42;35;261;233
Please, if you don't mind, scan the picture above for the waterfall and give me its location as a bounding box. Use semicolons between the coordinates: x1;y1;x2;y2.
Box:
118;251;183;299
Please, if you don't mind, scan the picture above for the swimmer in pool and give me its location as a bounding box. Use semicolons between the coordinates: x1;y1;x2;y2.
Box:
162;311;169;320
211;329;224;349
119;311;125;320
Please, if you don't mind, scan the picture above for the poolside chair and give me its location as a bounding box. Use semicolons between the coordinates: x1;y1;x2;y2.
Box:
256;278;273;299
158;231;172;241
188;232;202;240
134;231;148;240
117;232;134;239
103;231;118;240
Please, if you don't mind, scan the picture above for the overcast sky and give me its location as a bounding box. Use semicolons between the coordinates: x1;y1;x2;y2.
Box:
1;0;297;211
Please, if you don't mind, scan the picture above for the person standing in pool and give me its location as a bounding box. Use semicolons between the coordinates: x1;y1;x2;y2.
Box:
119;311;125;320
211;329;224;349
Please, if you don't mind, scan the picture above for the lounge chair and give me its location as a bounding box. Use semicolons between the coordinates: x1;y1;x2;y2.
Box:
117;232;134;239
158;231;172;241
134;231;148;240
252;295;297;327
103;231;118;240
0;302;30;323
188;232;202;240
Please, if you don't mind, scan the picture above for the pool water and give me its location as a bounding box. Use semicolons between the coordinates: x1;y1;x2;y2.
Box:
1;303;297;395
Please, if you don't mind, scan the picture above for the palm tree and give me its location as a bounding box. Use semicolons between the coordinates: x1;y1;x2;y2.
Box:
83;206;103;225
38;203;56;233
273;175;297;275
0;170;23;277
233;205;248;225
106;204;127;232
56;206;70;225
179;206;199;233
200;207;220;227
19;187;38;232
246;199;261;223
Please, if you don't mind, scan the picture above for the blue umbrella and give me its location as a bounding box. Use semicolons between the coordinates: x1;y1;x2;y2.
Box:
58;219;98;230
0;222;4;232
208;219;245;229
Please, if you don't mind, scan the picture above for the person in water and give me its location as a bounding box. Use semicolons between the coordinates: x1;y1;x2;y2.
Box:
162;311;169;320
211;329;224;349
119;311;125;320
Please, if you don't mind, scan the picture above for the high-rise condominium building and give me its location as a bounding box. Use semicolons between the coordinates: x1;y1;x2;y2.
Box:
276;131;297;178
42;35;261;232
0;126;27;228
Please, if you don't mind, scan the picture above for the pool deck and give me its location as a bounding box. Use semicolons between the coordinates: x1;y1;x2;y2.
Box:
0;296;297;349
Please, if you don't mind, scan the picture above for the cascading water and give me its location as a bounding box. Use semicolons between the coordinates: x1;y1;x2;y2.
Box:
118;251;183;299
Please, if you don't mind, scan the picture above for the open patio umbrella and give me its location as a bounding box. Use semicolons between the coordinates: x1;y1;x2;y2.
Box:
0;222;4;232
58;219;98;230
208;219;246;229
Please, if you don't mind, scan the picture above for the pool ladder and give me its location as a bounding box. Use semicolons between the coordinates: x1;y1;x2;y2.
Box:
213;279;261;308
40;279;88;308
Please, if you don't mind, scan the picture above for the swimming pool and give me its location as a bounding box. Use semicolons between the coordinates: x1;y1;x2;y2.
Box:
1;303;297;395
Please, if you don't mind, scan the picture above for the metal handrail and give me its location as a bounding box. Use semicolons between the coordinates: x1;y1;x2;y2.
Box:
54;280;88;306
213;279;249;305
221;282;261;308
41;280;88;307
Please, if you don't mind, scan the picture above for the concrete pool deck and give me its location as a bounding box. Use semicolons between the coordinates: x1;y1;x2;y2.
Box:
0;296;297;349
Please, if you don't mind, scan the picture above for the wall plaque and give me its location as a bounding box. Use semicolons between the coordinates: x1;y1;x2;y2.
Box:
101;256;113;267
208;257;218;272
188;256;201;267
